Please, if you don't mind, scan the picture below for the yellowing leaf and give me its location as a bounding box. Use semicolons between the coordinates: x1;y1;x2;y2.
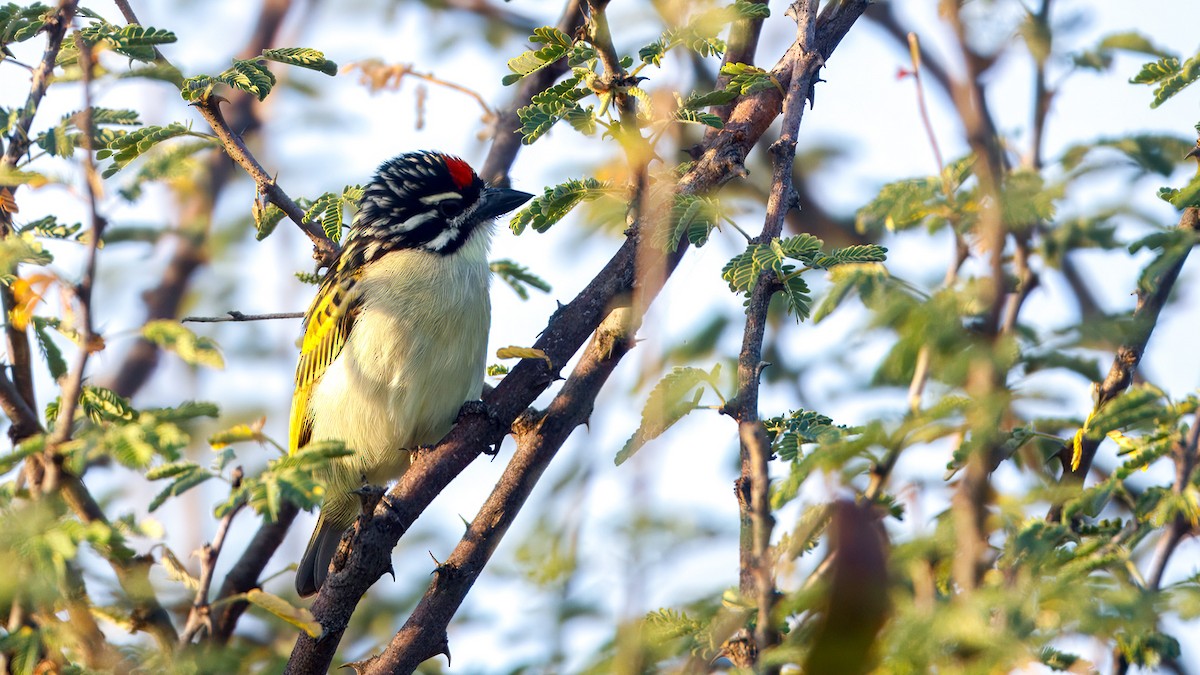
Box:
141;319;225;369
209;417;268;448
160;547;200;592
245;589;323;637
496;345;552;368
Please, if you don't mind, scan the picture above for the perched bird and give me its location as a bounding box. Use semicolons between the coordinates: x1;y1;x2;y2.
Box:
289;151;532;597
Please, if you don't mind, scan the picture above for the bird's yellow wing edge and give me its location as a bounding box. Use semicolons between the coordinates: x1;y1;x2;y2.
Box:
287;272;362;454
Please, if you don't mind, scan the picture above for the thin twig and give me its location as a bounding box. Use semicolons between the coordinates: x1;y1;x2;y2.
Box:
1027;0;1054;170
210;500;301;644
344;61;496;117
905;32;944;174
182;311;304;323
47;35;105;449
191;95;338;267
179;468;246;646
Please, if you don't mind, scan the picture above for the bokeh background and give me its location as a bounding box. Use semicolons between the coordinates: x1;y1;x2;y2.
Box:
3;0;1199;671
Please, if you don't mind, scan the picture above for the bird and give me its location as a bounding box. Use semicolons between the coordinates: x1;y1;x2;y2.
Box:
289;150;532;597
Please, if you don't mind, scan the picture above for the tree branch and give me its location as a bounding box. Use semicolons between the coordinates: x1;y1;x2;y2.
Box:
725;0;820;662
1052;207;1200;512
190;94;338;267
179;468;246;646
210;500;301;644
0;0;80;438
181;311;304;323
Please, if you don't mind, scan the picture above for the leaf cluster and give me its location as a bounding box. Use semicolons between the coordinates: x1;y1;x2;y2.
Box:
722;234;887;319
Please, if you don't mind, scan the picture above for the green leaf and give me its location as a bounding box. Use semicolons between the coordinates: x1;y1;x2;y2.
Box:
160;547;200;591
98;122;196;178
808;243;888;269
657;194;722;252
1130;56;1181;85
1085;384;1166;440
145;460;200;481
79;386;136;424
855;175;944;233
0;4;51;53
504;26;573;85
681;89;739;110
0;232;53;272
509;178;619;234
182;58;278;102
811;262;894;323
304;192;344;243
765;409;841;461
617;364;722;465
1000;169;1059;227
721;242;780;293
218;58;277;101
261;47;337;76
730;0;770;19
490;259;551;300
1060;134;1194;177
148;466;212;512
141;320;225;369
780;272;812;320
31;316;66;380
1158;172;1200;210
209;420;269;448
674;108;723;128
1130;51;1200;107
639;40;666;67
720;62;779;95
85;24;175;62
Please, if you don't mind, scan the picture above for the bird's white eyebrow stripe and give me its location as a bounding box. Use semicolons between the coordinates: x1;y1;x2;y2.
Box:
419;192;461;205
399;211;437;230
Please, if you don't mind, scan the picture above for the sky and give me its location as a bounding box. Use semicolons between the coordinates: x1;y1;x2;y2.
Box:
3;0;1200;672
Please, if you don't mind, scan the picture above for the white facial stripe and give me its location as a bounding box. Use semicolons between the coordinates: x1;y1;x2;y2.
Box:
419;192;461;205
399;211;437;231
425;227;458;251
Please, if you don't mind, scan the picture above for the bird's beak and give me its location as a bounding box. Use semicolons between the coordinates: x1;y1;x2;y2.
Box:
477;186;534;220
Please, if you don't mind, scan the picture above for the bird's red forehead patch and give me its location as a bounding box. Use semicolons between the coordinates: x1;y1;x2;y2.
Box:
442;155;475;189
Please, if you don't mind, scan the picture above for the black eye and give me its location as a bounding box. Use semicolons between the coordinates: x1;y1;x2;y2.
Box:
437;200;463;218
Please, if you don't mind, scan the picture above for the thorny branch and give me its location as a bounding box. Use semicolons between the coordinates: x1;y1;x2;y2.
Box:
191;95;339;267
284;1;872;672
725;0;821;662
179;467;246;646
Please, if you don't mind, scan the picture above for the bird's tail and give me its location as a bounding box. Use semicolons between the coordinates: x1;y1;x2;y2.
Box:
296;512;345;597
